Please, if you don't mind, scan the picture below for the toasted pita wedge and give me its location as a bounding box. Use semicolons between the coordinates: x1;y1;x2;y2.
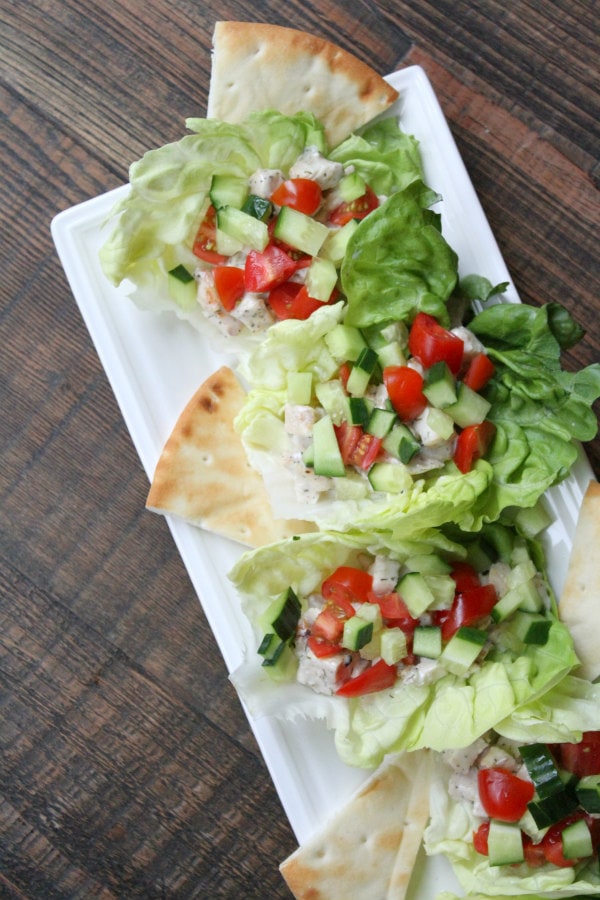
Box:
207;21;399;147
558;479;600;682
279;751;432;900
146;366;314;547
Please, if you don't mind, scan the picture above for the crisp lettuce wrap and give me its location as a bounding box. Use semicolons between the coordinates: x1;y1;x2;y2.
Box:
424;681;600;897
229;523;579;769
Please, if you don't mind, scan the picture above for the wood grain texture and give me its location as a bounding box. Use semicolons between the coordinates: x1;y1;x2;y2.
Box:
1;1;598;897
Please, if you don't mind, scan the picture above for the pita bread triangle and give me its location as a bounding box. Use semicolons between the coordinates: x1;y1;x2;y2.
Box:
146;366;315;547
207;21;399;147
557;478;600;683
279;751;432;900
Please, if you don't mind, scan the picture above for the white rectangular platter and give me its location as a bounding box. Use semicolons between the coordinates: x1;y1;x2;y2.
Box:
51;65;595;898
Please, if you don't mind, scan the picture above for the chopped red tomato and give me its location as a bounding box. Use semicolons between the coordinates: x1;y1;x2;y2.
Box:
453;421;496;473
450;561;482;592
478;767;535;822
192;205;227;264
244;244;299;292
473;822;490;856
213;266;245;311
338;362;352;390
335;658;397;697
322;566;373;610
270;178;323;215
436;583;497;641
463;352;495;391
408;312;464;374
367;590;414;622
552;731;600;777
383;366;427;421
334;423;382;470
541;813;589;867
329;185;379;226
307;635;343;658
311;605;350;644
522;835;548;868
267;283;324;320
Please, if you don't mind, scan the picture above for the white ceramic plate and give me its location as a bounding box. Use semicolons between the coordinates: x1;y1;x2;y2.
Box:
51;65;594;897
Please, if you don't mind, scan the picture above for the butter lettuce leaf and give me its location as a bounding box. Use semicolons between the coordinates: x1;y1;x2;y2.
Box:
329;117;424;195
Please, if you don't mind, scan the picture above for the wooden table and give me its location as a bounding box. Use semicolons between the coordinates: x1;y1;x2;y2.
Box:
2;2;598;896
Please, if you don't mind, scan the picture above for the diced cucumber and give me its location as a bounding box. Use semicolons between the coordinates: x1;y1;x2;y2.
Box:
368;462;412;494
413;625;442;659
320;218;358;264
367;407;397;438
404;554;452;576
273;205;329;256
492;578;542;622
377;340;406;368
342;616;373;651
445;382;492;427
440;626;486;675
312;414;346;477
362;320;408;350
306;256;338;302
397;572;435;617
324;323;366;362
425;574;456;607
209;174;249;210
241;194;273;221
382;423;420;463
423;361;457;408
360;631;382;660
487;821;525;866
315;380;349;424
215;226;245;256
508;558;538;588
332;472;370;500
338;171;367;202
512;611;551;645
258;633;288;666
426;406;456;441
167;265;196;311
576;773;600;814
380;628;408;665
514;499;553;538
348;396;372;427
527;789;579;828
346;347;379;397
519;743;565;799
354;603;383;629
217;206;269;251
562;818;594;859
287;371;313;405
269;586;302;641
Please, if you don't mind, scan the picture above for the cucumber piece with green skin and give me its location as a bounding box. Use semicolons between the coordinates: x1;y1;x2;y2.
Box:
576;774;600;814
342;616;373;651
445;382;492;427
269;586;302;642
561;818;594;859
209;174;249;210
346;347;379;397
241;194;273;221
423;361;457;408
167;265;196;311
367;407;397;438
519;743;565;798
324;323;366;362
348;396;372;427
413;625;442;659
492;579;542;622
382;423;420;463
217;206;269;251
440;626;486;674
512;611;551;645
368;462;412;494
312;414;346;477
527;789;579;828
258;633;288;666
273;205;329;256
487;821;525;866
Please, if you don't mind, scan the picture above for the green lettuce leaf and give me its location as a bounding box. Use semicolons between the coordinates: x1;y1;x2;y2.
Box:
329;117;424;195
340;181;459;328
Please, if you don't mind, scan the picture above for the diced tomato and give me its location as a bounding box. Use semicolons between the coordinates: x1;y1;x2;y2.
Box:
453;421;497;474
541;812;588;867
463;352;495;391
213;266;245;311
408;312;465;374
339;362;352;390
329;185;379;226
552;731;600;777
522;835;547;868
192;205;227;264
450;561;482;592
478;767;535;822
244;244;299;292
438;584;498;641
335;658;397;697
311;605;349;644
473;822;490;856
367;590;414;623
270;178;323;215
267;282;324;320
322;566;373;611
383;366;427;421
333;423;382;470
307;635;343;658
